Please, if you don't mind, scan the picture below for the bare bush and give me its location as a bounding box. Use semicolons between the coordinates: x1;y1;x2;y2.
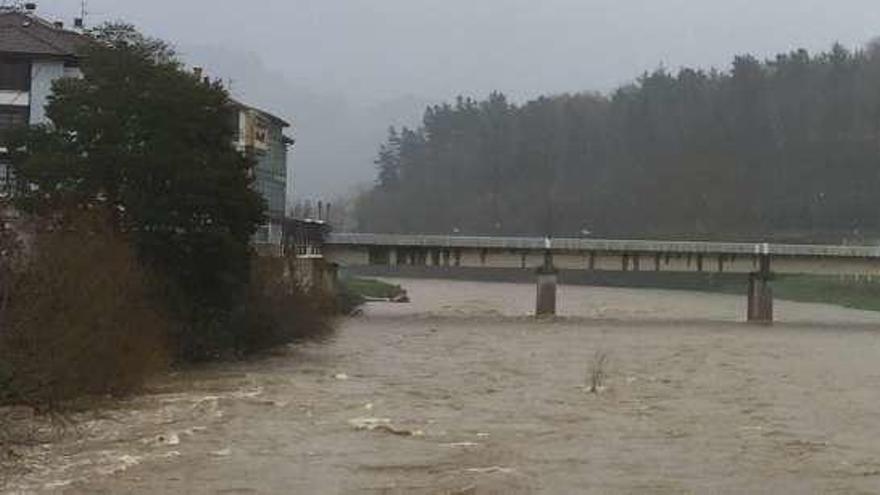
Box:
0;211;170;410
587;351;610;394
233;257;335;356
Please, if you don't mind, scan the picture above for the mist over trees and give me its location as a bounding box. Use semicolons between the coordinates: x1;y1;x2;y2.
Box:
356;42;880;242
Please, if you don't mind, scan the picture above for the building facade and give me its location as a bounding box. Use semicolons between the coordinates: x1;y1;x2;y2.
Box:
0;6;84;231
0;7;85;195
0;8;294;256
231;100;293;255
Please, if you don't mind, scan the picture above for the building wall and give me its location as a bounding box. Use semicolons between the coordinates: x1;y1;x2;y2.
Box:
235;107;290;254
29;60;79;125
253;124;287;219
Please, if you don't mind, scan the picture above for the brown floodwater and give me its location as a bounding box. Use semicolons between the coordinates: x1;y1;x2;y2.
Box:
5;279;880;494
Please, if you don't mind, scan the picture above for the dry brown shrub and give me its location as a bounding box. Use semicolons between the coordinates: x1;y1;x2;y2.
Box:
235;257;335;355
0;210;170;410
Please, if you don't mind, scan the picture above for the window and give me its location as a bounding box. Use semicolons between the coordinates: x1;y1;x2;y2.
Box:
0;59;30;91
0;105;28;130
0;159;11;196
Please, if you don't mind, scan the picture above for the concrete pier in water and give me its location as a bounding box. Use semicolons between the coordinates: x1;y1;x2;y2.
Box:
536;269;558;317
747;255;774;324
747;274;774;324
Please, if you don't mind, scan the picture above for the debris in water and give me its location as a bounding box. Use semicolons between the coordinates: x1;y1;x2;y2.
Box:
348;417;424;437
43;480;74;490
334;373;350;381
99;455;142;475
155;433;180;446
465;466;516;475
364;403;374;411
391;293;411;303
349;417;391;429
232;387;264;399
211;448;232;457
250;399;289;407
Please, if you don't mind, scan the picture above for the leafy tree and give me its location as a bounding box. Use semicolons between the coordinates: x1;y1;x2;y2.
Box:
5;23;265;359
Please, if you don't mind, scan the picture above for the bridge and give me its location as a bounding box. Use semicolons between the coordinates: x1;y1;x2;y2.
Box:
292;229;880;323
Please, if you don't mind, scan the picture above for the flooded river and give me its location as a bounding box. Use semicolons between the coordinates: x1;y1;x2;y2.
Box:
6;279;880;494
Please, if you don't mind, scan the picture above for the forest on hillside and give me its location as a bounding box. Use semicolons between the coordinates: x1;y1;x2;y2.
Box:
355;42;880;243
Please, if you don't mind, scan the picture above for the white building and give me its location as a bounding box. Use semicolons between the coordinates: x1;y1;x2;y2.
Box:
0;8;293;257
0;6;85;193
230;99;294;256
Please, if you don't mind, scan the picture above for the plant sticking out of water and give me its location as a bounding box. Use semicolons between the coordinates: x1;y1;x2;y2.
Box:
587;351;610;394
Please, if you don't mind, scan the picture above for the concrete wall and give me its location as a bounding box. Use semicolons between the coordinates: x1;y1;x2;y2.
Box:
291;257;337;295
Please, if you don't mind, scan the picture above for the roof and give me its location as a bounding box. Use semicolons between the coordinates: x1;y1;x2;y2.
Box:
0;10;87;59
229;97;291;128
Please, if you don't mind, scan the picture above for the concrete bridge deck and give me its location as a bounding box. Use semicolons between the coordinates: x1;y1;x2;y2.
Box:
324;233;880;276
314;233;880;322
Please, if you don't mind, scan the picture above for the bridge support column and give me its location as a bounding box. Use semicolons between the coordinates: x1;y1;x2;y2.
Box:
536;251;557;317
747;255;773;324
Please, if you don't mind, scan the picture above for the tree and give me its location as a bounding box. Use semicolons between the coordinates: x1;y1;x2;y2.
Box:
355;40;880;242
5;23;266;359
375;126;401;190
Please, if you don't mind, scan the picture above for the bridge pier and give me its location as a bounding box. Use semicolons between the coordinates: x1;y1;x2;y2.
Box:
747;255;773;324
536;251;557;317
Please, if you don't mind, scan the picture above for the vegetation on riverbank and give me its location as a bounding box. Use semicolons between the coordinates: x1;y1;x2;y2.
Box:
342;277;407;300
589;271;880;312
0;24;337;413
688;274;880;313
0;212;170;409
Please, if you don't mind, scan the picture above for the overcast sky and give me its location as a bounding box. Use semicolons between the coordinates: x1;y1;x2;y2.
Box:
35;0;880;197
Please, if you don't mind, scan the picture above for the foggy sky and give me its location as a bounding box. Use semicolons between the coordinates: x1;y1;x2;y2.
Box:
38;0;880;199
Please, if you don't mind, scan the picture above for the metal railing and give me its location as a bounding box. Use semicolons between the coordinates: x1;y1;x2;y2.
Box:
325;233;880;259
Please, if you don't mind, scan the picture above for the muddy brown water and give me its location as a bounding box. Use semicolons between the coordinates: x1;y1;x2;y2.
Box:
5;279;880;494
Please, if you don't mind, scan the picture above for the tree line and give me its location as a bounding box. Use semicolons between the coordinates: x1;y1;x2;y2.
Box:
357;41;880;243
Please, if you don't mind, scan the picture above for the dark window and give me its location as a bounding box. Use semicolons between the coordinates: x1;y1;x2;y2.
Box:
0;59;30;91
0;159;11;196
0;105;29;130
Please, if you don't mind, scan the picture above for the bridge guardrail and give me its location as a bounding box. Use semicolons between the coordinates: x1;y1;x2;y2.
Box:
324;233;880;259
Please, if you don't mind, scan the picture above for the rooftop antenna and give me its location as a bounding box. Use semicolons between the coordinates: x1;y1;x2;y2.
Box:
73;0;86;29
